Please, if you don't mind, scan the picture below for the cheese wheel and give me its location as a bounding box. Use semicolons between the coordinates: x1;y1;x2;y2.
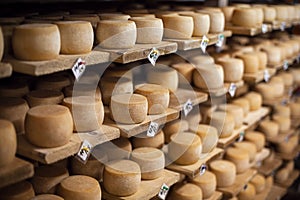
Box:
103;159;141;196
234;141;257;162
253;7;264;25
36;75;71;91
216;58;244;82
236;53;259;73
261;45;282;65
244;92;262;111
208;111;235;138
185;107;202;132
275;168;289;183
221;6;235;22
0;120;16;167
189;55;215;65
273;6;289;21
193;64;224;90
225;147;250;174
171;62;195;84
57;175;101;200
96;20;136;49
289;102;300;118
0;26;3;61
238;183;256;200
263;7;276;23
161;15;193;39
168;132;202;165
0;97;29;133
130;147;164;180
258;120;279;138
102;137;132;161
64;14;100;28
0;181;35;200
191;124;218;153
255;51;267;70
274;105;290;118
64;84;101;99
31;165;69;194
245;131;265;152
218;104;244;129
26;90;64;107
102;65;133;80
189;171;216;199
272;115;291;133
255;83;276;100
132;130;164;149
31;194;63;200
170;183;203;200
232;98;250;117
250;174;266;194
0;81;29;98
276;135;297;154
110;94;147;124
25;105;73;148
163;119;188;143
179;13;210;36
209;160;236;187
286;161;294;174
130;14;156;18
12;24;60;61
197;10;225;33
269;78;285;98
99;13;130;20
129;17;163;44
232;8;257;27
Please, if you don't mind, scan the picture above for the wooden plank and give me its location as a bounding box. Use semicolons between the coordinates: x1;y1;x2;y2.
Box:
266;185;287;200
102;169;180;200
94;41;177;64
217;169;257;198
243;107;270;126
5;51;110;76
225;24;262;36
243;68;276;84
267;129;295;144
164;38;201;51
250;148;270;168
0;157;34;188
276;170;300;188
255;176;273;200
217;125;248;149
0;62;12;79
204;191;223;200
258;158;282;176
224;80;244;92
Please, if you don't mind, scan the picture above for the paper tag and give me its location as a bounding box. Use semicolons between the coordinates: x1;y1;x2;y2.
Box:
76;140;92;163
147;121;159;137
228;83;237;97
283;60;289;70
237;132;245;142
200;35;209;53
183;99;193;116
148;47;160;66
199;164;207;176
158;183;169;200
280;22;286;31
216;34;225;47
264;69;270;82
262;24;268;33
72;58;86;81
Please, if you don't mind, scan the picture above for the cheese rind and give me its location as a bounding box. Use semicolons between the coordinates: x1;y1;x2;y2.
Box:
245;131;265;152
0;181;35;200
102;137;132;161
225;147;250;174
197;10;225;33
232;8;257;27
236;53;259;73
170;183;203;200
232;98;250;117
163;119;187;143
35;75;71;91
238;183;256;200
216;58;244;82
218;104;244;129
208;111;235;138
26;89;64;107
190;124;218;153
193;64;224;90
258;120;279;138
250;174;266;194
272;115;291;133
221;6;235;22
209;160;236;187
234;141;257;162
179;13;210;36
244;92;262;111
189;171;216;199
0;120;16;167
161;15;194;39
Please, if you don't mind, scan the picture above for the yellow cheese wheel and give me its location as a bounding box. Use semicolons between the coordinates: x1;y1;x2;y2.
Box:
208;111;235;138
263;7;276;23
171;62;195;84
132;130;164;149
234;141;257;162
218;104;244;129
163;119;188;143
63;84;101;99
189;171;216;198
96;20;136;49
245;131;265;152
273;5;289;21
253;7;264;25
35;75;71;91
261;45;282;65
289;102;300;118
0;181;35;200
236;53;259;73
0;26;3;61
170;183;203;200
102;137;132;161
250;174;266;194
255;51;267;70
209;160;236;187
216;58;244;82
31;194;64;200
225;147;250;174
238;183;256;200
275;168;289;183
12;24;60;61
232;98;250;117
168;132;202;165
26;90;64;107
98;13;130;20
272;115;291;133
274;105;290;118
277;72;294;87
57;175;101;200
197;10;225;33
232;8;257;27
189;55;215;65
25;105;73;148
276;135;297;154
103;159;141;196
179;13;210;36
0;120;16;167
0;81;29;98
258;120;279;138
161;15;193;39
130;147;164;180
255;83;276;100
191;124;218;153
63;14;100;28
244;92;262;111
221;6;235;22
193;64;224;90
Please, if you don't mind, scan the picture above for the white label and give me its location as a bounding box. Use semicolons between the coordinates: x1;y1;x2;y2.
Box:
148;47;160;66
264;69;270;82
237;132;244;142
183;99;193;116
216;34;224;47
262;24;268;34
199;164;207;176
158;183;169;200
72;58;86;81
228;83;237;97
76;140;92;163
283;60;289;70
200;35;209;53
147;121;159;137
280;22;286;31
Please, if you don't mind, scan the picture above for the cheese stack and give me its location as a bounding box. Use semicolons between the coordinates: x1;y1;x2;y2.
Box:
147;65;178;91
189;171;217;199
238;183;256;200
218;104;244;129
26;90;64;107
161;14;194;39
207;111;235;138
258;119;279;138
225;147;250;174
0;120;16;167
209;160;236;187
101;137;132;161
179;13;210;36
193;64;224;90
244;92;262;111
132;130;164;149
245;131;265;152
197;9;225;33
234;141;257;162
0;181;35;200
255;83;276;100
216;58;244;82
169;183;203;200
232;97;250;117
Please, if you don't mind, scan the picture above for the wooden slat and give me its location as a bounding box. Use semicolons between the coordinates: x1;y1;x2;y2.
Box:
258;158;283;176
243;107;270;126
225;24;262;36
204;191;223;200
276;170;300;188
250;148;270;168
217;125;248;149
0;62;12;79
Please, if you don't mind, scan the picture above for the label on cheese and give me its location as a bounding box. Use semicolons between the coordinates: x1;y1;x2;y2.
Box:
158;183;170;200
283;60;289;70
262;24;268;33
201;35;209;53
228;83;237;97
216;34;225;47
76;140;92;163
280;22;286;31
199;164;207;176
147;121;159;137
72;58;86;81
264;69;270;82
183;99;193;116
148;47;160;66
237;132;245;142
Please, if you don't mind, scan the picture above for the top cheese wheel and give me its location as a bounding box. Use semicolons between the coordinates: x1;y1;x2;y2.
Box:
169;183;203;200
191;124;218;153
208;111;235;138
163;119;188;143
0;119;16;167
234;141;257;162
209;160;236;187
0;181;35;200
236;53;259;73
238;183;256;200
132;130;164;149
250;174;266;194
179;13;210;37
99;13;131;20
261;45;282;65
101;137;132;161
262;7;276;23
232;98;250;117
232;8;257;27
245;131;265;152
161;15;194;39
244;92;262;111
171;62;195;84
274;104;291;118
193;64;224;90
258;120;279;138
216;58;244;82
189;55;215;65
225;147;250;174
197;10;225;33
26;89;64;107
12;23;60;61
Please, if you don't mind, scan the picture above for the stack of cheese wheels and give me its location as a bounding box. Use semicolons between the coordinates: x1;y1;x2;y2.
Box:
244;92;262;111
147;65;178;92
132;130;164;149
135;83;169;115
31;194;63;200
64;84;101;99
110;94;147;124
209;160;236;187
272;115;291;133
255;83;276;100
207;111;235;138
12;23;60;61
26;90;64;107
103;159;141;196
55;21;93;54
0;26;3;61
221;6;235;22
289;102;300;119
197;9;225;33
171;62;195;84
231;8;257;27
269;77;285;98
0;181;35;200
189;54;215;65
225;147;250;174
35;75;71;91
261;45;282;65
98;13;131;20
218;104;244;129
168;132;202;165
0;97;29;133
236;52;260;74
216;58;244;82
57;175;101;200
250;174;266;194
245;131;265;152
274;104;290;118
234;141;257;163
179;13;210;36
63;96;104;132
169;183;203;200
189;171;216;199
129;17;163;44
161;14;193;39
130;147;164;180
275;167;289;183
31;165;69;194
262;7;276;23
102;137;132;161
258;119;279;138
272;5;289;21
0;81;29;98
191;124;218;154
232;97;250;117
25;105;73;148
0;120;16;167
64;14;100;28
193;64;224;90
96;20;136;49
238;183;256;200
163;119;188;143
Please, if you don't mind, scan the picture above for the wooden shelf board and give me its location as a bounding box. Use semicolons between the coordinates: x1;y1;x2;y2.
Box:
243;68;276;84
225;24;262;36
0;62;12;79
276;170;300;188
104;108;179;138
217;125;248;149
267;129;295;144
164;38;201;51
267;61;284;70
255;176;273;200
266;185;287;200
217;169;257;198
94;41;177;64
258;158;283;176
102;169;180;200
204;191;223;200
0;157;34;188
276;145;300;161
243;107;270;126
5;51;110;76
250;148;270;168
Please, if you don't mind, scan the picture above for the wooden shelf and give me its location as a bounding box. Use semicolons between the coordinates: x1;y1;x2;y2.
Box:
267;129;295;144
217;169;257;198
224;80;244;97
276;170;300;188
94;41;177;64
217;125;248;149
5;51;110;76
255;176;273;200
0;157;34;188
102;169;180;200
243;107;270;126
225;24;263;36
250;148;270;168
276;145;300;161
0;62;12;79
266;185;287;200
258;158;282;176
204;191;223;200
243;68;276;84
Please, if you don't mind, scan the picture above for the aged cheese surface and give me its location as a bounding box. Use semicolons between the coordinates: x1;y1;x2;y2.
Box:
232;98;250;117
218;104;244;129
225;147;250;174
209;160;236;187
238;183;256;200
0;181;35;200
244;92;262;111
179;13;210;36
208;111;235;138
0;119;16;167
245;131;265;152
250;174;266;194
170;183;203;200
191;124;218;153
26;89;64;107
189;171;216;199
234;141;257;162
232;8;257;27
161;15;194;39
132;130;164;149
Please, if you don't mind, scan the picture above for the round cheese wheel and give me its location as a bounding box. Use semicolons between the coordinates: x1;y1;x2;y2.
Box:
163;119;188;143
232;98;250;117
99;13;130;20
110;94;147;124
31;194;64;200
0;181;35;200
64;84;101;99
253;7;264;25
238;183;256;200
25;105;73;148
258;120;279;138
180;13;210;36
291;68;300;85
216;58;244;82
274;105;290;118
275;168;289;183
12;24;60;61
263;7;276;23
36;75;71;91
191;124;218;153
272;115;291;133
218;104;244;129
208;111;235;138
236;53;259;73
244;92;262;111
197;10;225;33
250;174;266;194
290;102;300;118
171;63;194;84
132;130;164;149
225;147;250;174
26;90;64;107
0;81;29;98
161;15;193;39
96;20;136;49
193;64;224;90
31;165;69;194
0;26;4;61
189;55;215;65
255;83;276;100
276;136;297;154
286;161;294;174
270;77;285;98
129;17;163;44
63;14;100;28
103;159;141;196
0;97;29;133
100;137;132;161
232;8;257;27
189;171;216;199
168;132;202;165
273;6;289;21
234;141;257;162
0;120;16;167
261;45;282;65
221;6;235;22
170;183;203;200
245;131;265;152
255;51;267;70
209;160;236;187
130;147;164;180
57;175;101;200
